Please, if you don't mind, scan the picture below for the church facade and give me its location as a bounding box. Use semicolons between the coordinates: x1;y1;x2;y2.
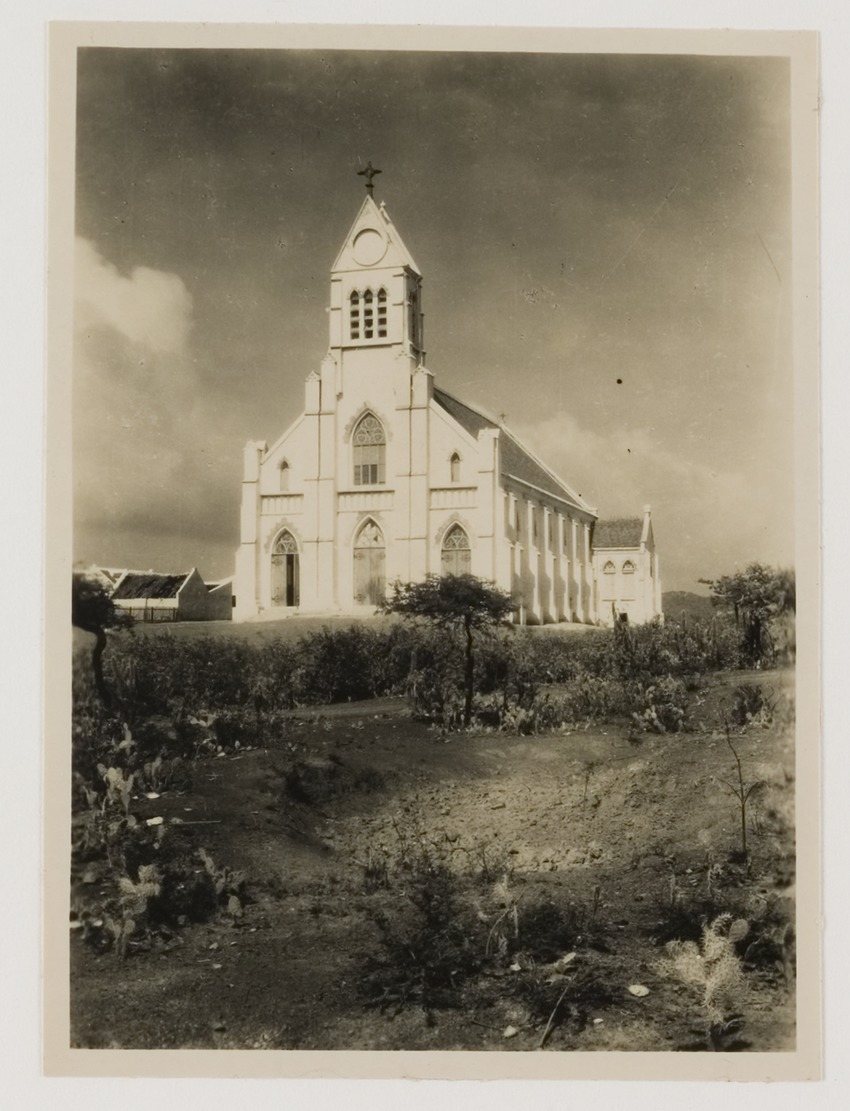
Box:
234;191;662;626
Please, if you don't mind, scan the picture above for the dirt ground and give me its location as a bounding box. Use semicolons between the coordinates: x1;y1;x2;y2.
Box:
70;670;795;1052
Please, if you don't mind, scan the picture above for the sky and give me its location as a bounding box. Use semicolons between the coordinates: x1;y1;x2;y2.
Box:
72;47;794;593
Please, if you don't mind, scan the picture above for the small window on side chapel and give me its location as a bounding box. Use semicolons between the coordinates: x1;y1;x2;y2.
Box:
279;460;290;492
450;452;460;483
603;560;616;574
623;560;636;574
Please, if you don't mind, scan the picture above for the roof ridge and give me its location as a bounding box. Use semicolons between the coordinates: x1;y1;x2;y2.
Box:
432;385;499;428
499;424;595;515
433;387;595;515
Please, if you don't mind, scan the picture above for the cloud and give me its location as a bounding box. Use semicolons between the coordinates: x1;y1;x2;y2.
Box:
75;237;193;354
513;412;794;591
73;238;239;573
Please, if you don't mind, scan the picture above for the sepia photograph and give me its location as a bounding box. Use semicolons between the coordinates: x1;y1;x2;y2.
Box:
45;22;820;1079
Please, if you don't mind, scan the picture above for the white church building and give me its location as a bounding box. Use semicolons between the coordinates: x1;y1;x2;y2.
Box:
234;182;662;627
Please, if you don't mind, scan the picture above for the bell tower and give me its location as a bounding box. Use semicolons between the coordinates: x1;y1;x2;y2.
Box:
327;185;425;366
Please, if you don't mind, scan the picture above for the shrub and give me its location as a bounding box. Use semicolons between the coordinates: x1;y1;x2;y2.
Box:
511;960;618;1041
660;913;751;1050
518;899;586;963
88;612;750;738
297;625;382;703
729;683;776;728
631;676;688;734
361;851;480;1019
72;832;244;956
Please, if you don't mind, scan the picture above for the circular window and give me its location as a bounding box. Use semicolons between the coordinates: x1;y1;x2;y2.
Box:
352;227;387;266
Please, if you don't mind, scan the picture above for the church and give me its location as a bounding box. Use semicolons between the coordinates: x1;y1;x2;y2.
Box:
234;175;662;627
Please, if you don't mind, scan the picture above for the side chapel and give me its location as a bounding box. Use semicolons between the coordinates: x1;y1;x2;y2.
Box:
234;175;662;627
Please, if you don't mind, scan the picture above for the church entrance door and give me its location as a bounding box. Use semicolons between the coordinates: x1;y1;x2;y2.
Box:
353;521;386;605
271;531;299;607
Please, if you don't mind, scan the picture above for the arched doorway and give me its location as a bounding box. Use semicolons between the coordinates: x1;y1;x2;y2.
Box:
353;520;386;605
441;524;471;576
271;530;299;607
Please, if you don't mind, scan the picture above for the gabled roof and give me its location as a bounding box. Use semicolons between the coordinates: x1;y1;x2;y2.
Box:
592;518;643;548
331;195;421;275
433;387;498;437
433;387;594;514
112;572;191;600
206;577;234;593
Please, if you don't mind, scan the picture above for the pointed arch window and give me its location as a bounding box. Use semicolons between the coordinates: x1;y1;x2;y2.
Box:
271;530;299;607
350;288;387;342
353;519;386;605
441;524;471;577
450;452;461;483
603;560;616;574
377;288;387;337
363;289;374;339
353;414;386;486
349;291;361;340
622;560;636;574
279;459;290;492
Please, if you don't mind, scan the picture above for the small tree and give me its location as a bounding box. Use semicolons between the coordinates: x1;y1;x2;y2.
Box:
700;563;795;667
72;572;131;705
721;717;762;862
382;574;514;727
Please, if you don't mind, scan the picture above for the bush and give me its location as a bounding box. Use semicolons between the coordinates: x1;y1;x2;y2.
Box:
729;683;776;728
631;676;689;734
660;913;752;1049
361;847;480;1018
477;673;688;735
89;613;749;737
511;960;618;1040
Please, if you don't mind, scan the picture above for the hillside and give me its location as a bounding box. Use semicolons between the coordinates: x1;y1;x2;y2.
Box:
662;590;716;624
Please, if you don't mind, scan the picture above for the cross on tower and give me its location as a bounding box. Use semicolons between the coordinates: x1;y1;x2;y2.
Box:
357;161;382;196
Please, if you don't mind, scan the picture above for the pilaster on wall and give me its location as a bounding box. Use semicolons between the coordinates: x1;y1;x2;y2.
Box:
234;440;266;620
556;513;570;620
320;353;339;407
305;371;321;414
407;369;430;581
582;521;595;623
540;507;553;622
570;517;583;622
498;493;515;599
525;499;540;622
411;364;433;409
316;404;337;609
476;428;499;581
